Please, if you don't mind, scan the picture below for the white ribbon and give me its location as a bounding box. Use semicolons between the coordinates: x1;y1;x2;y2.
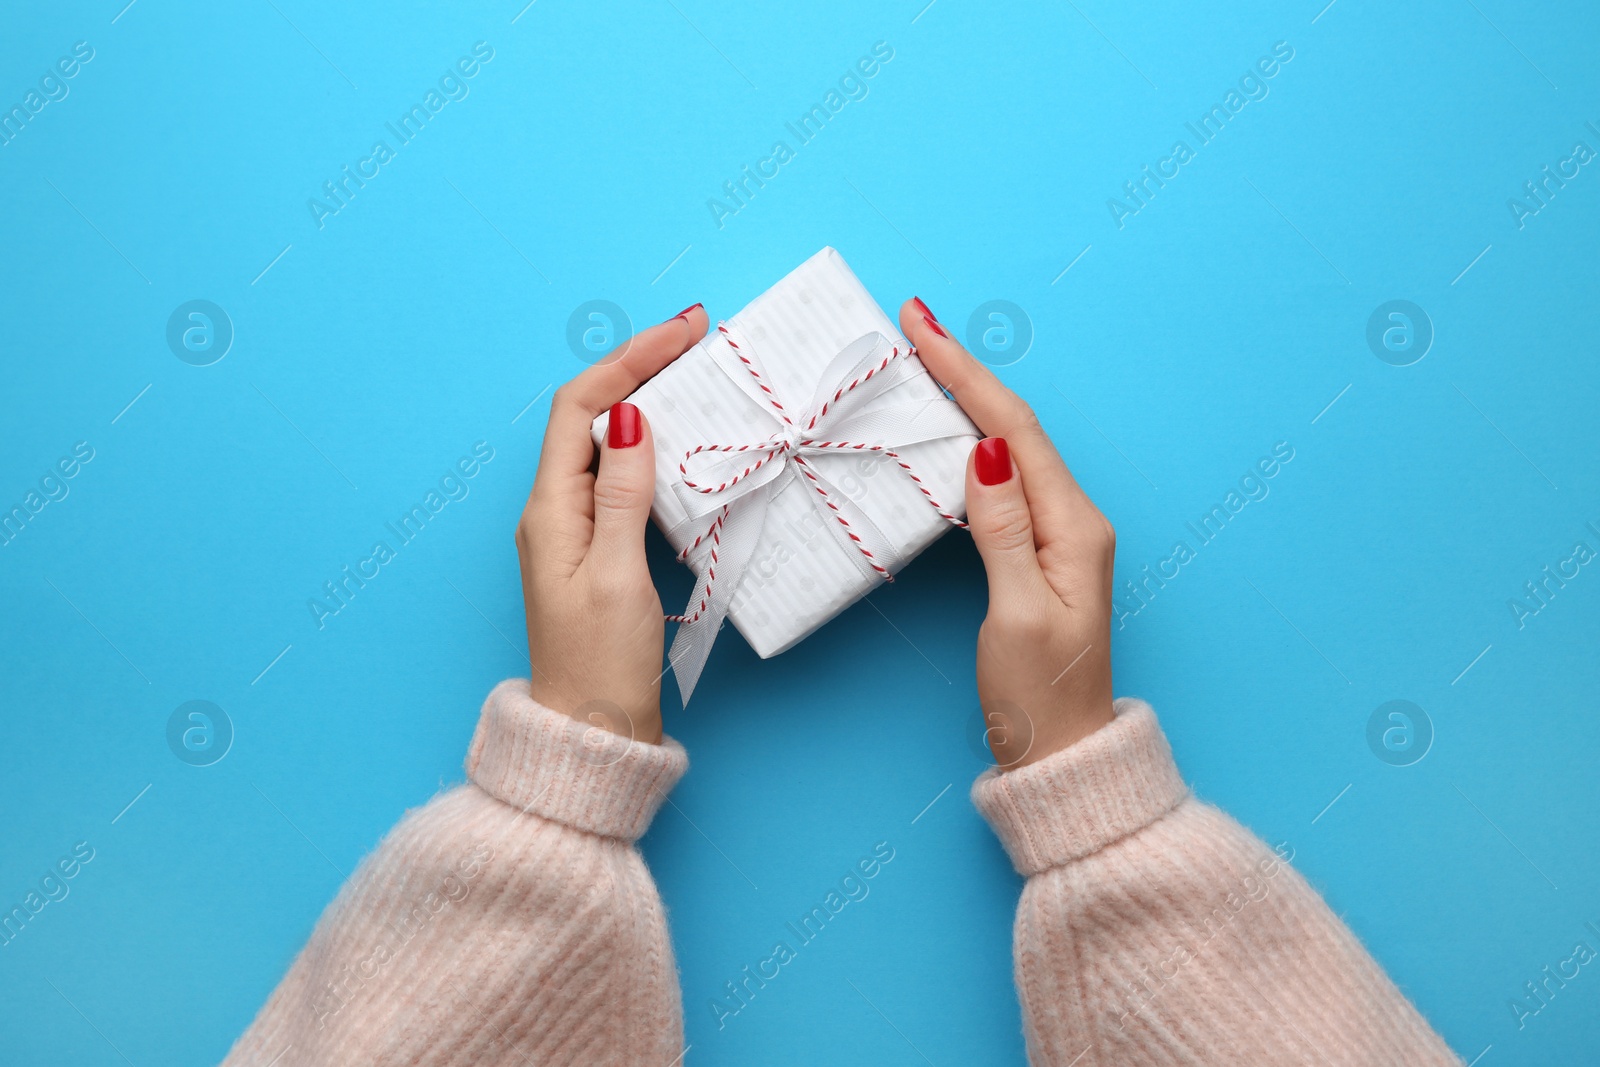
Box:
663;322;972;704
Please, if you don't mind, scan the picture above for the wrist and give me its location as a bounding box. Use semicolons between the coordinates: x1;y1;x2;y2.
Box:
527;681;664;746
1017;702;1117;767
986;699;1116;770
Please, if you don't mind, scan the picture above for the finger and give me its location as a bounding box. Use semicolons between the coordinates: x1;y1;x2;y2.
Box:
559;303;706;423
899;298;1042;443
899;298;1101;548
532;303;705;516
965;437;1047;604
586;401;656;569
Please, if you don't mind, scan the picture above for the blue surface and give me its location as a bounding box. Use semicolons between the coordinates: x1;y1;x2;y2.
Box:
2;1;1597;1063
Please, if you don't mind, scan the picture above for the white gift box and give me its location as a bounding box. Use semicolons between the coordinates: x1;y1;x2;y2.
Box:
591;248;979;701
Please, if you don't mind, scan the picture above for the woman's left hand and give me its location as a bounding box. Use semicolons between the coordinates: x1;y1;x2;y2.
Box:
515;304;707;744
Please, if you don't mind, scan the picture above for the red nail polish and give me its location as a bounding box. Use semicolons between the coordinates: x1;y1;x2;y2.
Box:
922;314;948;339
975;437;1011;486
608;401;643;448
671;303;703;322
913;296;937;323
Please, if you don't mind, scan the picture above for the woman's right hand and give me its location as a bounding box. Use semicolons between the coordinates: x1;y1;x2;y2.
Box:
900;298;1118;769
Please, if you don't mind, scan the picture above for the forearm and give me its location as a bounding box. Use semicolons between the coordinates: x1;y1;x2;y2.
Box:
974;699;1459;1067
222;681;688;1067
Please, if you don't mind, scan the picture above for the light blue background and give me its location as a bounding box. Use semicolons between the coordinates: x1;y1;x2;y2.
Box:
2;1;1597;1063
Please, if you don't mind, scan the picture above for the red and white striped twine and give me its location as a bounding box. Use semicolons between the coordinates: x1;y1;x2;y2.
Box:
668;325;968;625
717;323;793;427
678;440;787;494
666;505;727;624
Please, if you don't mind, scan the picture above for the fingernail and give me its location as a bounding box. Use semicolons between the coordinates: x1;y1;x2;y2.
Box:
975;437;1011;485
671;303;703;322
608;401;643;449
922;314;948;339
913;296;937;322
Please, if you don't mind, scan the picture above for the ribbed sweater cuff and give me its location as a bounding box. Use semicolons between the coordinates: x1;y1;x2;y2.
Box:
465;680;688;842
971;698;1189;876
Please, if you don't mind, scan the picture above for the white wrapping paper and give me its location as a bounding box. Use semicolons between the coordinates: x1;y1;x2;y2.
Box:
591;248;979;702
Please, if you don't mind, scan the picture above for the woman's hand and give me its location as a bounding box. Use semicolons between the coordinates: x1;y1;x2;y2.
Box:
900;298;1117;769
516;304;707;744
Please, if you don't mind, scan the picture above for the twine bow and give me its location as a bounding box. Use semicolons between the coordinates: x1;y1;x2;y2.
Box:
662;322;972;703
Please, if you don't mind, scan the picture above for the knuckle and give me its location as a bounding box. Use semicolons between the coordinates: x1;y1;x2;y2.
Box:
550;383;590;419
984;600;1053;645
515;505;581;570
515;507;540;552
586;566;638;605
978;502;1034;554
942;365;975;397
1012;403;1046;442
591;474;649;514
1096;512;1116;556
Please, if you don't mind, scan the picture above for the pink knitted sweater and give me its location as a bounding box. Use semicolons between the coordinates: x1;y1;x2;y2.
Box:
221;684;1459;1066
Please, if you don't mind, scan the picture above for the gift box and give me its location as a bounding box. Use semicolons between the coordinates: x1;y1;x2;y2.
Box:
591;248;980;702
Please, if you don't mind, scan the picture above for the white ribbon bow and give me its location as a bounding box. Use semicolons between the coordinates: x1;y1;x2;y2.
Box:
663;322;972;704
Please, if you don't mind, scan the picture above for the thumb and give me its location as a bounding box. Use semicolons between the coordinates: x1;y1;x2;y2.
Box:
589;401;656;567
966;437;1045;601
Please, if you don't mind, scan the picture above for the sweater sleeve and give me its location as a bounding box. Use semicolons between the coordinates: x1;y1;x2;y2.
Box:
971;698;1460;1067
220;680;689;1067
